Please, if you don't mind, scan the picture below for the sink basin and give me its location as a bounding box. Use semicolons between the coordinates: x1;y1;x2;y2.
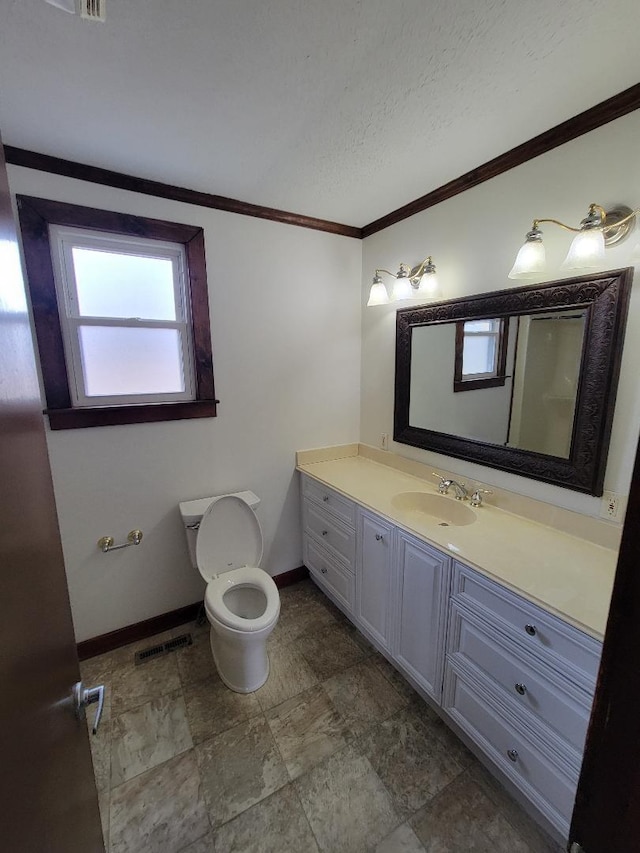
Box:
391;492;477;527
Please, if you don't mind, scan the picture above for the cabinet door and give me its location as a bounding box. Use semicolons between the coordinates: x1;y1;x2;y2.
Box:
356;509;394;650
393;532;449;701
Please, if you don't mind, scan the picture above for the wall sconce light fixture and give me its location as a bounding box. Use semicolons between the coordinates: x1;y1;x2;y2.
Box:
509;203;637;280
367;256;440;306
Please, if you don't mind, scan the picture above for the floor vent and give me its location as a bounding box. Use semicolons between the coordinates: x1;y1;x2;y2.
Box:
134;633;193;665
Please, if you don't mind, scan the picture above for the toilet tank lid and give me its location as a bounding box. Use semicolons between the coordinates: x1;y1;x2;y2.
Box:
179;490;260;525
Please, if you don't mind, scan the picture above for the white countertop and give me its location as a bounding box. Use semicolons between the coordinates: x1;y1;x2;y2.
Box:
297;454;617;640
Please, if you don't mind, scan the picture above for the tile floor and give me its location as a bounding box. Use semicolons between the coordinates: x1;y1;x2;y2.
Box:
81;580;565;853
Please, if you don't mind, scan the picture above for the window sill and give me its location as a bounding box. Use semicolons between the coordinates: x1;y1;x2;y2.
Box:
45;400;218;430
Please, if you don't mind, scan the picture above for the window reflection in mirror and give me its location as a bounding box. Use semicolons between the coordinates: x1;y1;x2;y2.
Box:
454;318;509;392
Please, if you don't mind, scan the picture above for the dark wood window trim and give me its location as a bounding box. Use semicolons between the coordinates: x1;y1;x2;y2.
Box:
17;195;217;429
453;318;509;392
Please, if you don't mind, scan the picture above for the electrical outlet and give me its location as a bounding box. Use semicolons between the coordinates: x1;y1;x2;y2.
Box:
600;490;623;520
381;433;389;451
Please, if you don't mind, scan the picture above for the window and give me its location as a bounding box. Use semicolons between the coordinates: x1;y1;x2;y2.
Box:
17;196;216;428
454;318;508;392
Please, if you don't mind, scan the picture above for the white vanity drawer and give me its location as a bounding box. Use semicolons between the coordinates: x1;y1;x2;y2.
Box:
303;499;355;571
444;663;576;835
304;536;354;613
302;476;356;527
449;603;591;755
452;562;601;686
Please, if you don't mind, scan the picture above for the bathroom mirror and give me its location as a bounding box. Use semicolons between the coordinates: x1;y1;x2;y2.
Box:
394;269;632;495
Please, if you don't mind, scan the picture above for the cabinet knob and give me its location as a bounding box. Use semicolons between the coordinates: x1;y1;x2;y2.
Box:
375;533;384;542
514;683;527;696
524;624;537;636
320;566;328;574
507;749;519;762
321;530;328;536
322;495;329;502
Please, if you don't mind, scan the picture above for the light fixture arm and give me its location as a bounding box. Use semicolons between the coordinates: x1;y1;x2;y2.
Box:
530;203;639;235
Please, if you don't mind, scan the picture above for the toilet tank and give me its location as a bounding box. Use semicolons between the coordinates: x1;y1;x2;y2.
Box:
179;490;260;567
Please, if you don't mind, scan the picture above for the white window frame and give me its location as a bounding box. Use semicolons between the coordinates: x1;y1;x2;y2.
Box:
461;319;502;380
49;225;196;408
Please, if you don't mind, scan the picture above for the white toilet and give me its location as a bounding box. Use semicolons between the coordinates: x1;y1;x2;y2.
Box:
179;491;280;693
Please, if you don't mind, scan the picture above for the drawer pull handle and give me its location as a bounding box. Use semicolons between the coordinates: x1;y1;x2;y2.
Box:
514;683;527;696
320;566;328;574
524;624;537;636
507;749;519;762
322;530;328;536
323;495;329;502
375;533;384;542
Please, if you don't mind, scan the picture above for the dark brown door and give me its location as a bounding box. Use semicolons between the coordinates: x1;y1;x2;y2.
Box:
0;135;103;851
570;437;640;851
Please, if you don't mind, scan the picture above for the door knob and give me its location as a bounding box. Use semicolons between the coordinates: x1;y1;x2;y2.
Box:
73;681;105;735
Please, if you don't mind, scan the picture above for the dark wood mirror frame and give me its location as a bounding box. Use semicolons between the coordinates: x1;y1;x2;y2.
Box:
394;268;633;496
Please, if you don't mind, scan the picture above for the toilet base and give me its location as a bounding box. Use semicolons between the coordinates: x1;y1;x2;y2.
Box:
208;622;273;693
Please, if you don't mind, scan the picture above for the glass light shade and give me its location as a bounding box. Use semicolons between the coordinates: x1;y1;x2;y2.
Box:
508;239;546;279
392;274;412;301
416;270;440;298
366;278;389;306
561;228;605;270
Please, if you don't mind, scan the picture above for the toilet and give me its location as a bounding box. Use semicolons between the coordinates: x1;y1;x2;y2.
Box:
179;491;280;693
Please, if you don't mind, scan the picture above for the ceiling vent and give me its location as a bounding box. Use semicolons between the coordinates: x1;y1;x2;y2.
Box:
44;0;105;19
80;0;106;21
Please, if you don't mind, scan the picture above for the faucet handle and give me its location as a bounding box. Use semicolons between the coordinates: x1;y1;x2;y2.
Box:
431;472;448;493
470;488;493;507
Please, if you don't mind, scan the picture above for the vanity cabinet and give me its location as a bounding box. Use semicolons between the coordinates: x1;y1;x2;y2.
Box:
356;509;395;651
392;531;449;702
299;471;603;840
301;477;356;614
443;562;601;836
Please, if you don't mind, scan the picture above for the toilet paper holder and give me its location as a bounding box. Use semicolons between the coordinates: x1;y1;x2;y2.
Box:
97;529;143;553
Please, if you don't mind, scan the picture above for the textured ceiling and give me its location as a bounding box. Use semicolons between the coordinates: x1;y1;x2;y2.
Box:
1;0;639;227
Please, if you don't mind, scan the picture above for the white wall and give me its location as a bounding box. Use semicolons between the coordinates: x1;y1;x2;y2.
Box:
361;110;640;517
9;166;362;642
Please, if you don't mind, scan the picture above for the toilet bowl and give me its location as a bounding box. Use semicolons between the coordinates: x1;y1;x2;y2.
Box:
179;492;280;693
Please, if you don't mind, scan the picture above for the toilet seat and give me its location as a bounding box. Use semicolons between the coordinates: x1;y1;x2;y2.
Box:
196;494;263;581
205;566;280;632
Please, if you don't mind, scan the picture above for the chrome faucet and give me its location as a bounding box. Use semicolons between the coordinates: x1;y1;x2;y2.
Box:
432;472;468;501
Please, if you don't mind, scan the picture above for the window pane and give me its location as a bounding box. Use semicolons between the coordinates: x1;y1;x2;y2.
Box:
79;326;186;396
72;248;178;320
464;319;499;333
462;335;497;376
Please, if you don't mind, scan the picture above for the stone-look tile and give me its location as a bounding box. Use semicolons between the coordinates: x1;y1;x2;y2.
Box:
269;581;337;647
374;822;426;853
323;659;407;737
358;705;466;817
183;674;261;744
176;630;217;687
178;832;215;852
110;652;182;715
111;691;193;787
254;642;318;711
98;790;110;851
467;761;561;853
110;750;209;853
372;653;422;704
265;685;352;779
196;716;289;827
296;620;367;681
295;744;400;853
410;771;509;853
212;785;320;853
